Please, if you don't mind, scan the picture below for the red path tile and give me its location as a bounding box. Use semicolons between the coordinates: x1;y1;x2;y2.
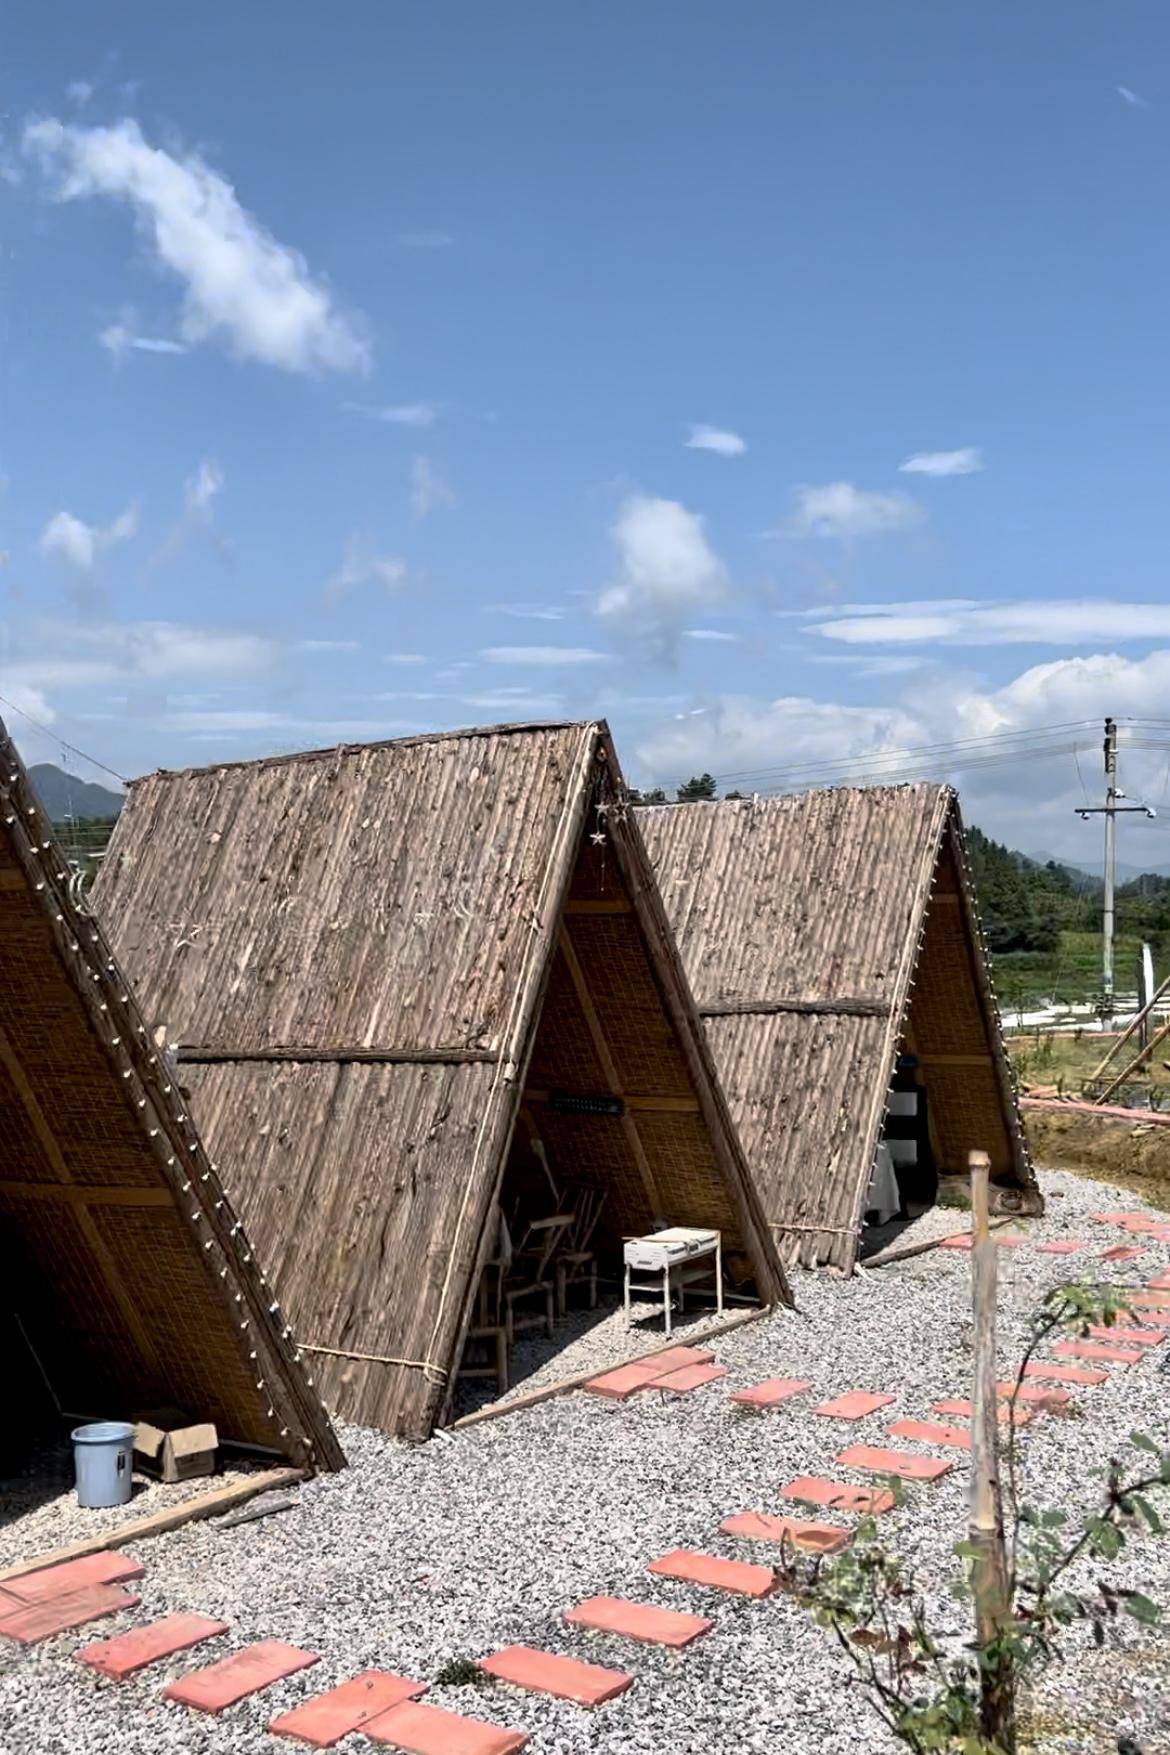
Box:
270;1671;428;1747
647;1548;777;1598
939;1234;974;1250
77;1613;229;1679
940;1233;1025;1250
835;1444;952;1482
1052;1339;1143;1366
933;1397;1032;1426
997;1381;1072;1407
719;1511;850;1553
653;1362;727;1395
811;1391;896;1421
2;1552;144;1605
1132;1291;1170;1310
1092;1210;1154;1228
1088;1325;1166;1347
1148;1272;1170;1290
584;1347;714;1400
478;1645;631;1706
889;1418;971;1450
0;1584;138;1646
367;1700;528;1755
1037;1241;1083;1254
1101;1245;1144;1263
164;1641;319;1713
780;1476;895;1515
565;1595;712;1647
729;1377;812;1409
1023;1360;1108;1386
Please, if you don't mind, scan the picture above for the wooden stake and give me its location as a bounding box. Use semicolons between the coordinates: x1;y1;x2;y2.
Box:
968;1148;1016;1752
1095;1010;1170;1105
1089;970;1170;1083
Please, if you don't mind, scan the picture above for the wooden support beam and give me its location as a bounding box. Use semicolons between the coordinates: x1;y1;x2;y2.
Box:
0;1181;175;1208
0;1020;165;1374
522;1086;700;1115
701;995;891;1020
914;1052;995;1068
563;898;632;915
556;926;662;1210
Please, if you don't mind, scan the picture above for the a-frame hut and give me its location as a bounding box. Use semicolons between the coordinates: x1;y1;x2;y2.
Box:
0;719;342;1476
95;721;788;1440
638;783;1040;1272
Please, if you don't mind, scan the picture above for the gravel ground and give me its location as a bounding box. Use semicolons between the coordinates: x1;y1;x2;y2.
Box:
3;1167;1169;1755
0;1444;260;1569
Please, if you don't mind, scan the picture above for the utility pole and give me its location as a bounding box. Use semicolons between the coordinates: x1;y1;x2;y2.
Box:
1076;717;1155;1022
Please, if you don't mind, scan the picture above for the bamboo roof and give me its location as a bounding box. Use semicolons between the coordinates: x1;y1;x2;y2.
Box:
638;783;1039;1270
95;721;787;1437
0;718;342;1471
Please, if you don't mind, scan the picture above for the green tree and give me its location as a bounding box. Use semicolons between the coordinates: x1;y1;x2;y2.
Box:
676;772;717;802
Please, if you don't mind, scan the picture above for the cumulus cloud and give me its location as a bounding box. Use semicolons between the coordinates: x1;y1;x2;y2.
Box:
410;454;455;518
899;447;984;477
784;482;924;539
480;646;607;666
597;495;729;652
344;401;438;427
39;503;138;570
326;536;409;599
24;117;370;375
805;598;1170;647
684;424;747;457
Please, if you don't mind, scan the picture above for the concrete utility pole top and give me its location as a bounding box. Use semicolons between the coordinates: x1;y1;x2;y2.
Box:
1075;717;1155;1022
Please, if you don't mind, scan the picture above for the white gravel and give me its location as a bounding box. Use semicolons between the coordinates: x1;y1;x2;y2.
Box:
3;1167;1169;1755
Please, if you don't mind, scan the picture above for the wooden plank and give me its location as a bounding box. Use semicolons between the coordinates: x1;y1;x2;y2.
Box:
0;868;26;891
556;926;661;1210
563;898;631;915
0;1182;174;1208
522;1087;700;1115
176;1045;498;1066
0;1468;307;1585
700;995;891;1020
915;1052;995;1068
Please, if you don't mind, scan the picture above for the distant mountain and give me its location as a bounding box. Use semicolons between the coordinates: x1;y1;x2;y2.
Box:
1029;850;1170;887
27;763;125;823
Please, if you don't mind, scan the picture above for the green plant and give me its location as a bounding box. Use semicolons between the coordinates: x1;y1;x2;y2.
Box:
780;1282;1170;1754
434;1656;490;1687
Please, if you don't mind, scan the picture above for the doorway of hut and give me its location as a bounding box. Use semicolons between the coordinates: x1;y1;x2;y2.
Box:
861;1054;939;1256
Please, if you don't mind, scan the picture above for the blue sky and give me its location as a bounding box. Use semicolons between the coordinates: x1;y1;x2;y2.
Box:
5;1;1170;858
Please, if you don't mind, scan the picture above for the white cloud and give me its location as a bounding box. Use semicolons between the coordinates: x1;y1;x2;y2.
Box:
461;687;566;715
597;495;729;649
1117;85;1149;108
785;482;924;539
185;458;223;515
806;598;1170;647
66;80;94;107
684;424;747;457
344;401;438;427
410;453;455;518
396;230;454;248
899;446;984;477
489;603;566;622
149;457;225;569
683;628;739;643
7;620;278;701
24;117;370;375
326;536;409;599
383;652;428;665
480;646;607;666
297;638;359;652
39;503;138;571
100;315;188;359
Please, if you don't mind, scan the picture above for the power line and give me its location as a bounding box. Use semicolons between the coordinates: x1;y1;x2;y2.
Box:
704;718;1101;787
0;693;129;788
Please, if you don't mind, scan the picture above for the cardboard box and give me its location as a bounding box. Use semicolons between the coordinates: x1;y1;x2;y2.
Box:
133;1409;219;1484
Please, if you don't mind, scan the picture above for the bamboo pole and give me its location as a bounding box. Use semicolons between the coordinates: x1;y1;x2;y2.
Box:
968;1148;1016;1752
1089;970;1170;1082
1095;1010;1170;1106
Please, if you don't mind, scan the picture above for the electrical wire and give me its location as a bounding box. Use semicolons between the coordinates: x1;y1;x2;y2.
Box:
0;692;129;787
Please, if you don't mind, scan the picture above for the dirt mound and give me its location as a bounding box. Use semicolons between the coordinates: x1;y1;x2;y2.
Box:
1024;1109;1170;1211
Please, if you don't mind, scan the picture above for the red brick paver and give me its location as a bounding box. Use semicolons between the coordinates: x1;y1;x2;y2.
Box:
780;1476;896;1515
835;1444;952;1482
1148;1272;1170;1290
729;1377;812;1409
478;1645;631;1706
997;1381;1072;1407
647;1548;777;1598
1052;1339;1144;1366
889;1418;971;1450
1037;1241;1083;1254
0;1584;139;1646
583;1347;714;1400
1100;1245;1144;1263
811;1391;896;1421
1132;1291;1170;1311
719;1511;851;1553
1088;1324;1167;1347
76;1613;229;1678
367;1700;528;1754
270;1671;428;1747
933;1397;1032;1426
164;1641;319;1713
1;1553;144;1605
653;1363;727;1395
1023;1360;1108;1387
564;1595;712;1647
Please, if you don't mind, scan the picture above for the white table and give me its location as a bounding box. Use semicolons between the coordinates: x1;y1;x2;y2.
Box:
622;1227;723;1336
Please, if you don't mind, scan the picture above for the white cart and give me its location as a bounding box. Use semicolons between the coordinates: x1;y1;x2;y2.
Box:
622;1227;723;1336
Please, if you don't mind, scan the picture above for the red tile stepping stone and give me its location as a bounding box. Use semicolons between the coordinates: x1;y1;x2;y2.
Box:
1052;1339;1143;1366
478;1645;631;1706
653;1362;727;1395
835;1444;952;1482
729;1377;812;1409
1100;1245;1144;1263
583;1347;714;1400
1092;1210;1153;1229
889;1418;971;1450
1132;1291;1170;1310
1088;1324;1166;1347
1037;1241;1083;1254
997;1381;1072;1407
811;1390;896;1421
564;1595;712;1647
646;1548;777;1598
780;1476;895;1515
164;1641;319;1713
719;1511;851;1553
932;1397;1032;1427
367;1699;528;1754
1148;1272;1170;1290
939;1233;974;1249
2;1552;144;1605
1023;1360;1108;1387
0;1583;139;1646
270;1671;428;1747
77;1612;229;1678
